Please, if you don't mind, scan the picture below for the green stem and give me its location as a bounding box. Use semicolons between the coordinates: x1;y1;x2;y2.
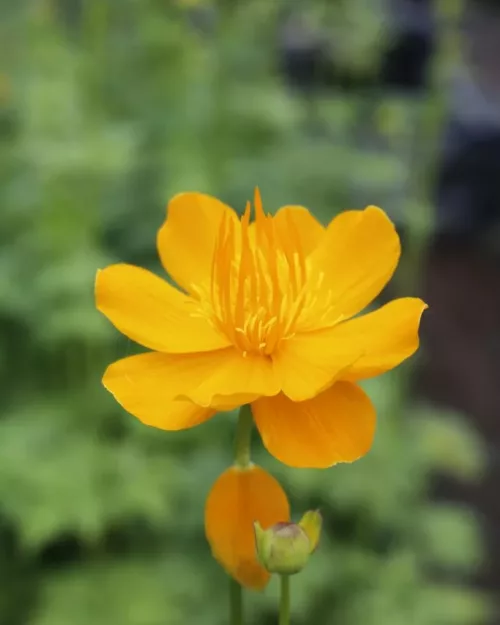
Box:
229;404;254;625
279;575;291;625
234;404;253;468
230;577;243;625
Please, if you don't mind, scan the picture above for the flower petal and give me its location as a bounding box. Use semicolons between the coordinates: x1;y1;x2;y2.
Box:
274;297;427;401
252;382;376;468
209;394;262;412
273;205;325;256
310;206;401;321
157;192;239;293
103;349;279;424
96;264;229;353
205;465;290;590
272;336;363;402
179;349;280;407
103;352;216;429
335;297;428;381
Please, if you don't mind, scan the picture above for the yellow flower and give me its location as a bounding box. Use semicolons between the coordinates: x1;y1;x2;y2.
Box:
205;464;290;590
96;190;426;469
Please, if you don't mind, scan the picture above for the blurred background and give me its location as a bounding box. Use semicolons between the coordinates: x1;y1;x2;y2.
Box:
1;0;499;623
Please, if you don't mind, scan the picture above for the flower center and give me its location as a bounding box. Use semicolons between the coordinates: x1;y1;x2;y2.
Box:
190;191;335;355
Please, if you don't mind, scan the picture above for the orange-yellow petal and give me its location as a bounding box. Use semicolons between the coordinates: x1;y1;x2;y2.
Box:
103;352;216;429
208;393;262;412
205;465;290;589
96;264;229;353
310;206;401;321
103;349;279;424
176;351;280;408
335;297;428;381
252;382;376;468
274;297;427;401
157;192;239;293
273;205;325;256
272;334;363;402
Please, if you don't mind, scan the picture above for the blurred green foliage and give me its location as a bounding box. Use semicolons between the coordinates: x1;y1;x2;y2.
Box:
0;1;491;624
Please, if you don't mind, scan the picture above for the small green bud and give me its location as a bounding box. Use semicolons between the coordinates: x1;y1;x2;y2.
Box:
253;521;312;575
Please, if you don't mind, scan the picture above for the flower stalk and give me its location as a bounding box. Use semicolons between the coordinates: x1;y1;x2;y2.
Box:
229;404;254;624
279;575;291;625
234;404;253;468
230;577;243;625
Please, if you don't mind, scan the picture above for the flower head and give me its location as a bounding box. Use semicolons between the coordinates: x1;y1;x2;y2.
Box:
96;190;426;468
253;509;321;576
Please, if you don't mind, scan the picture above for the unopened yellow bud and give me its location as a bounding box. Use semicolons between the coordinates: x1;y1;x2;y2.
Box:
253;521;312;575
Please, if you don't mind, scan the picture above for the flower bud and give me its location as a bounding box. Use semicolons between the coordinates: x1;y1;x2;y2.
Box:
254;518;314;575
